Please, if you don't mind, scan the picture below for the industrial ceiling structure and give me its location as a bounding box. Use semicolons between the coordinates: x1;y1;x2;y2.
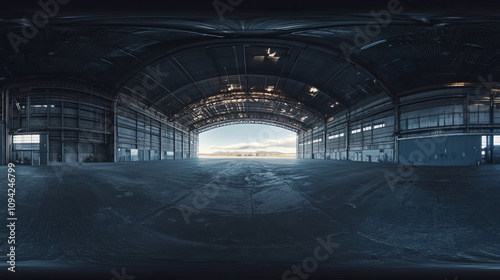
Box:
1;9;498;132
2;3;500;279
0;1;499;165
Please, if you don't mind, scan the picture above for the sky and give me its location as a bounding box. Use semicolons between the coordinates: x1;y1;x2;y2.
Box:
198;124;297;154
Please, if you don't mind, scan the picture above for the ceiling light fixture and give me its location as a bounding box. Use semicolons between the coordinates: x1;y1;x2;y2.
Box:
253;48;280;63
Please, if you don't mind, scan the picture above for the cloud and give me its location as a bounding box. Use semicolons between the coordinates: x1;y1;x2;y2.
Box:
208;136;296;151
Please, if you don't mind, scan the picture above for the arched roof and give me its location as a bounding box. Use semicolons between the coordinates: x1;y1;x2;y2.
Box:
1;7;499;131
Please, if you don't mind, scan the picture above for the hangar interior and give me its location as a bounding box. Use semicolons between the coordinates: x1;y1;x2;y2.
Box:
0;10;499;166
1;11;499;166
1;2;500;279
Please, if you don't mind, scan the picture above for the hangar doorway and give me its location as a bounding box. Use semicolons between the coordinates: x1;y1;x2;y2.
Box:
198;123;296;158
11;133;48;165
482;135;500;164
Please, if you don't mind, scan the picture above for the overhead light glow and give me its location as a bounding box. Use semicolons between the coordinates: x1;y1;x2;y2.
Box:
267;48;276;57
253;48;280;63
446;82;476;87
448;82;466;87
226;84;241;92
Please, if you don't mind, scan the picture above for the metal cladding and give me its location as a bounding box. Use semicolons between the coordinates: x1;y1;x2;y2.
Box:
0;8;499;164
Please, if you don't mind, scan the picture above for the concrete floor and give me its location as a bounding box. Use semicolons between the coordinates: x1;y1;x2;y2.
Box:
1;158;500;279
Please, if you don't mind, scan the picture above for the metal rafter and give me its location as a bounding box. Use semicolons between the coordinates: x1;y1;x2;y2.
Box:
170;57;207;99
198;119;300;133
191;112;308;132
173;92;325;122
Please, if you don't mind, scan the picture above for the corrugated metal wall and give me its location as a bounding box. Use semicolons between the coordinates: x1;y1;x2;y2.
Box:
9;91;113;163
297;87;500;166
6;88;199;163
399;135;481;166
116;101;196;162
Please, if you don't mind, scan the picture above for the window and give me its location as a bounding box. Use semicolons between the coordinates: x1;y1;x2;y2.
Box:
351;128;361;134
21;105;55;109
13;134;40;152
408;118;419;129
363;125;372;131
481;135;500;147
482;136;487;148
13;134;40;144
373;123;385;129
328;132;344;139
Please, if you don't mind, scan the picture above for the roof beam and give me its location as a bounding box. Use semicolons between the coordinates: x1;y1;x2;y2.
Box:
190;111;308;132
171;57;207;99
205;47;224;90
233;46;243;92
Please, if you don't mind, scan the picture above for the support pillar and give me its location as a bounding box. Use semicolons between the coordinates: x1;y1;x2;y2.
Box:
345;110;350;161
1;89;9;164
173;124;176;159
113;99;118;162
394;97;400;163
61;99;64;162
181;129;184;159
159;122;163;160
465;89;470;133
323;121;327;160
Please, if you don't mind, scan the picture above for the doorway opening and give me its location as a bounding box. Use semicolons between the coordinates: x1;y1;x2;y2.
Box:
198;124;296;158
482;135;500;164
12;134;40;165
